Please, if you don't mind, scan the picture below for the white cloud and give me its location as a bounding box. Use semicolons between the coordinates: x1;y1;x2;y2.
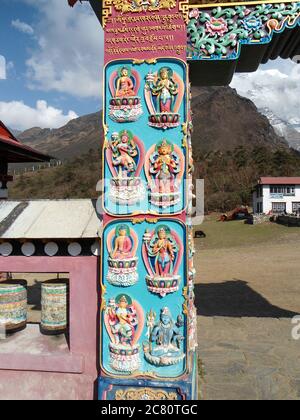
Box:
231;59;300;124
11;19;34;35
0;55;6;80
23;0;103;98
0;100;78;131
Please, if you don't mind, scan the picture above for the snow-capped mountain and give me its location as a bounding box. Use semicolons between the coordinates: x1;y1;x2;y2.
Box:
288;118;300;133
259;107;300;151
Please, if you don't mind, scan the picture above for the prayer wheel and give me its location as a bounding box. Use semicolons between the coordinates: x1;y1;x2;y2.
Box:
0;284;27;333
41;283;68;335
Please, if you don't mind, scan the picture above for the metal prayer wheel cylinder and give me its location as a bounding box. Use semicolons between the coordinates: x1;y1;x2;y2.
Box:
0;284;27;333
41;283;68;335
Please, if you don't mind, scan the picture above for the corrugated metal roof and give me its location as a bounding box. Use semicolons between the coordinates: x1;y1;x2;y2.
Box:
259;177;300;185
0;199;102;239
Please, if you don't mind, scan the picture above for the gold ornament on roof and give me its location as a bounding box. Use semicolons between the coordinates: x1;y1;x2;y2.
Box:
113;0;176;14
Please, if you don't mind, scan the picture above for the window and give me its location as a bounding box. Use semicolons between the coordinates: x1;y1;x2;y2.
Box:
256;186;263;198
0;273;69;345
256;202;263;213
270;185;295;196
272;202;286;213
292;202;300;213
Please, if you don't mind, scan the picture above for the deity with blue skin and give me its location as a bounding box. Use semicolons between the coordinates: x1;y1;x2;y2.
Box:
144;307;185;366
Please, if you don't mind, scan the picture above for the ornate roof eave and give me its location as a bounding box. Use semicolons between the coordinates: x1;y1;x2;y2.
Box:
68;0;103;24
0;121;54;163
68;1;300;85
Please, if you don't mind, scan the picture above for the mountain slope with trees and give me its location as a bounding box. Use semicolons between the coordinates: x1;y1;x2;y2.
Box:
10;87;300;211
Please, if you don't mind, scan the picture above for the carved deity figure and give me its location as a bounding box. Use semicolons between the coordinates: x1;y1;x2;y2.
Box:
143;225;182;296
107;295;137;346
111;224;133;260
146;225;178;277
116;67;135;97
107;224;138;287
144;65;184;129
143;307;185;366
110;130;138;178
146;67;178;113
105;294;143;373
108;64;143;123
150;139;180;195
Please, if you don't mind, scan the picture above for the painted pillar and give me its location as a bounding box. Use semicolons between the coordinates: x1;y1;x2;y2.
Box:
99;0;197;400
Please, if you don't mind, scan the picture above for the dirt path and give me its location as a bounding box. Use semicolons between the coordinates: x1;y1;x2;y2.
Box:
195;238;300;400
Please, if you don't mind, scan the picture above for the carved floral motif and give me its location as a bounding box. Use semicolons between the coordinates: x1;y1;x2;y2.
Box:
187;3;300;59
115;387;178;400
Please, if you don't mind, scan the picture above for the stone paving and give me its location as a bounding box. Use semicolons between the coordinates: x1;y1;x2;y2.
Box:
195;241;300;400
197;317;300;400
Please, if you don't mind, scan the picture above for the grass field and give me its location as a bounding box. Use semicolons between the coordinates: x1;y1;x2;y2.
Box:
195;215;300;250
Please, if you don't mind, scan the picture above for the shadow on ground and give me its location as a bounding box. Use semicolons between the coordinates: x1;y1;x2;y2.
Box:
195;279;299;318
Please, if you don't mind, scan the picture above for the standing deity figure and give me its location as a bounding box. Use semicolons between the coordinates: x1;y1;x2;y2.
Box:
146;67;178;113
143;307;185;366
107;130;146;205
147;226;178;277
107;224;139;286
105;295;143;373
108;65;143;123
143;225;182;296
145;66;184;129
147;139;183;207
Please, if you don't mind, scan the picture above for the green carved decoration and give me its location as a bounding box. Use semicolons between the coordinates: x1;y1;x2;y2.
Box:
187;2;300;59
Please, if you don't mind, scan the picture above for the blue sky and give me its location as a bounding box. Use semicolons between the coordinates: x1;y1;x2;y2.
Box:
0;0;299;131
0;0;103;130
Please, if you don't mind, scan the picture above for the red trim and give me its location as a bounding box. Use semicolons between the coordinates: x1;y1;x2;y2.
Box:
68;0;80;6
259;177;300;185
0;120;52;161
0;121;20;143
0;175;13;182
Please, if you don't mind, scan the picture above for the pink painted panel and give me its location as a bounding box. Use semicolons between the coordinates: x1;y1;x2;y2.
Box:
0;256;99;400
104;3;187;61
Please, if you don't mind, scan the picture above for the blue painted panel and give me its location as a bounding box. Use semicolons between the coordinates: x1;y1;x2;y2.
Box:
103;58;188;216
100;218;188;380
98;376;193;400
